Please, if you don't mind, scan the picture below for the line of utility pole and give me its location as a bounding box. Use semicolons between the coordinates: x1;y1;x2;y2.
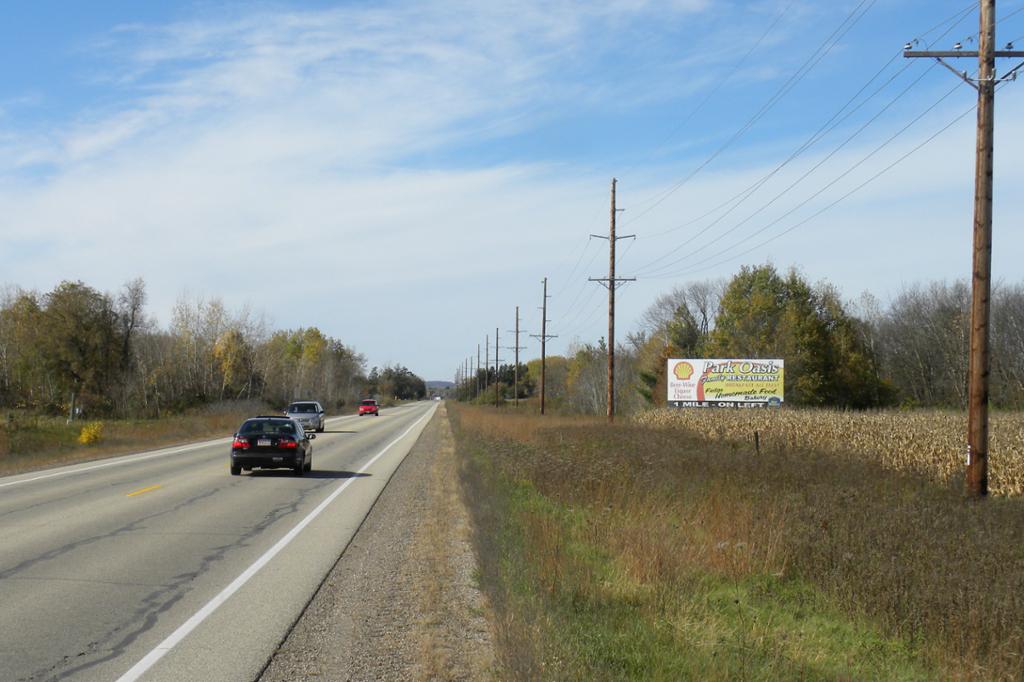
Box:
589;178;635;422
905;0;1024;497
530;277;557;415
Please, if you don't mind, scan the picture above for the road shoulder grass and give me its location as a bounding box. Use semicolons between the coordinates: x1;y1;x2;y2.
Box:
0;403;282;475
449;404;1023;680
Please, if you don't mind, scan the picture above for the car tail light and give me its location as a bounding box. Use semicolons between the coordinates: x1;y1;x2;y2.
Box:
278;438;298;449
232;437;249;449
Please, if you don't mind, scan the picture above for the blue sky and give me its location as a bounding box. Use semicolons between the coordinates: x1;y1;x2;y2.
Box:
2;1;1024;381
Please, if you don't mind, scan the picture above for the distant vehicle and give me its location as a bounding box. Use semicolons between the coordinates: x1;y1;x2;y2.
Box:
358;399;380;416
434;396;441;401
230;416;314;476
285;400;326;432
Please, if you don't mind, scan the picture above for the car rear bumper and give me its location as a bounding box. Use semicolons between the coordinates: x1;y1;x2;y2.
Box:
231;451;303;468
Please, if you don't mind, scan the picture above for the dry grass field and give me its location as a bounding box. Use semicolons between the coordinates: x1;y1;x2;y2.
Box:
451;404;1024;680
0;402;270;475
635;408;1024;497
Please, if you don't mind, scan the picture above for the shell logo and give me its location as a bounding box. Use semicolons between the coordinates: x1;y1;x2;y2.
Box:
673;361;694;380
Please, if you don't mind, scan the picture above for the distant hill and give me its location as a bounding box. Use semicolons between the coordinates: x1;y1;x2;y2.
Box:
426;381;455;389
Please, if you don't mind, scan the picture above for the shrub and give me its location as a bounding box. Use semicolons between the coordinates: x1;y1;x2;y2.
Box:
77;421;104;445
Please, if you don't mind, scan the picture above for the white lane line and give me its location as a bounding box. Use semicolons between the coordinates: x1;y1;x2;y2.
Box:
0;414;360;490
0;440;230;490
115;405;435;682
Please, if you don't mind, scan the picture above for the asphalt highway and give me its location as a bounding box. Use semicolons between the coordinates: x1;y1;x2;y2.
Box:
0;401;438;682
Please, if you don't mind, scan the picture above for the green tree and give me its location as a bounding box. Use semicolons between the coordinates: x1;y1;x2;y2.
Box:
707;265;891;407
39;281;122;416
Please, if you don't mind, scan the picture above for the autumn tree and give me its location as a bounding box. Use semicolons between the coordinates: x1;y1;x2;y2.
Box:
634;280;723;406
706;265;891;407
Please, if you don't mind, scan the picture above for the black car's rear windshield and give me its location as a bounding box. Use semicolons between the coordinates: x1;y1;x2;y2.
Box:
240;420;297;435
288;403;317;413
361;400;377;406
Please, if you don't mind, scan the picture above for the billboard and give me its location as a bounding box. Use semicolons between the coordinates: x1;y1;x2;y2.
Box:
667;359;784;408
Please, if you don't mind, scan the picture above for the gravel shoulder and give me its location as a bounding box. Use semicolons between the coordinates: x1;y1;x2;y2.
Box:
259;404;496;681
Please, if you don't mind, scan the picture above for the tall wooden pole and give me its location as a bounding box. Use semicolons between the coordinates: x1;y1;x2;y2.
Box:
495;327;500;407
588;180;635;422
902;2;1024;496
607;178;617;422
967;0;996;496
540;278;548;413
514;306;520;407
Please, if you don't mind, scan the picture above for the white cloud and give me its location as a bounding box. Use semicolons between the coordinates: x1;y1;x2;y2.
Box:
3;1;1021;378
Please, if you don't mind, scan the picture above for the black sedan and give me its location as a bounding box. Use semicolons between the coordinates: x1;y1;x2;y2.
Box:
230;416;314;476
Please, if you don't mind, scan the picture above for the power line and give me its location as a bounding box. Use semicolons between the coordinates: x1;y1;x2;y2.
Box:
622;0;877;226
549;4;982;341
551;244;604;320
637;61;943;278
651;100;978;281
553;237;598;298
638;11;1024;281
634;54;922;275
635;1;977;253
615;1;796;180
558;282;602;333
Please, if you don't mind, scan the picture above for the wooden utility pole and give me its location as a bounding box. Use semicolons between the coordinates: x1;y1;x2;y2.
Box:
507;306;527;407
484;335;489;395
494;327;501;407
530;277;557;415
905;1;1024;496
476;344;481;399
589;178;635;422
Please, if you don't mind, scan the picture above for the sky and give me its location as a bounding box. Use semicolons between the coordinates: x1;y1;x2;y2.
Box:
2;0;1023;382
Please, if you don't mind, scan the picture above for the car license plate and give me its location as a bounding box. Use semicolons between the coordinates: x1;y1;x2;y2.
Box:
273;457;283;462
257;438;271;447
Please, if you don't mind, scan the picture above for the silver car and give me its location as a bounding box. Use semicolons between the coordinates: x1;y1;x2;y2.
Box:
285;401;326;432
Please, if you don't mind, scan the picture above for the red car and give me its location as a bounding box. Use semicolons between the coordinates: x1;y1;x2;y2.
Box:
358;399;379;416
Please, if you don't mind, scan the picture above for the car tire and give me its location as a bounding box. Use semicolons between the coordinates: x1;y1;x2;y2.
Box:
230;464;241;476
305;456;312;472
294;460;304;477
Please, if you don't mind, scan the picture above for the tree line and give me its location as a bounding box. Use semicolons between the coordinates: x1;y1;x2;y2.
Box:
456;264;1024;412
0;279;424;418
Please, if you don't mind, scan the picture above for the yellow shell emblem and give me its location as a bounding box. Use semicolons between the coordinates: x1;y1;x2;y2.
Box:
673;362;694;380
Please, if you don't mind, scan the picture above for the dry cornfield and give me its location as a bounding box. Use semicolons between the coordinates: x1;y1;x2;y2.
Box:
635;408;1024;496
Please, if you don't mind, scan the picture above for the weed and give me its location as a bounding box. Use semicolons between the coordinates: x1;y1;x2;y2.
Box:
450;404;1024;680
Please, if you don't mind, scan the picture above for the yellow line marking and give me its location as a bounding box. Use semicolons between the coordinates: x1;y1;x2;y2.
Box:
126;484;162;497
